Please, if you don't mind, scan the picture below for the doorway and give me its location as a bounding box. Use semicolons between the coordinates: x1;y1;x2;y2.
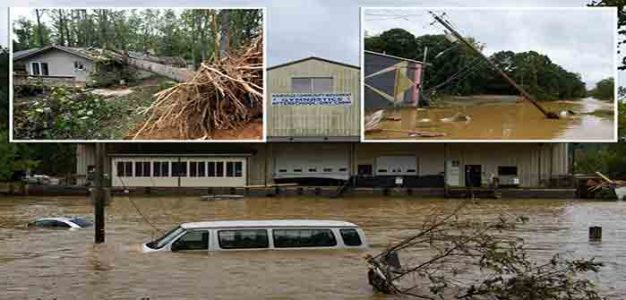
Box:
464;165;482;187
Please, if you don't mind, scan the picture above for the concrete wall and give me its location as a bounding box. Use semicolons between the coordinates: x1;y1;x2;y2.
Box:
267;59;360;139
22;49;93;82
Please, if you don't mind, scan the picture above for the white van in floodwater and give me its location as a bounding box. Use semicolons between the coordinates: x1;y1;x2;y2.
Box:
142;220;367;253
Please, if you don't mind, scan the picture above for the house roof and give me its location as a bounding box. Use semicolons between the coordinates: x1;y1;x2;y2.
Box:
13;45;115;62
268;56;359;71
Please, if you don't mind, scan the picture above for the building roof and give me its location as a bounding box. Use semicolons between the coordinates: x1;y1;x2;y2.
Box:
268;56;359;71
365;50;425;65
13;45;115;62
181;219;359;229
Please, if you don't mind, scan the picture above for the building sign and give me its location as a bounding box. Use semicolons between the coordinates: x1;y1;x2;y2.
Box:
271;93;352;106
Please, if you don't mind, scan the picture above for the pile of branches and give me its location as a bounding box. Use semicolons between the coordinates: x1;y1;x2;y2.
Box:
133;34;263;139
366;202;605;299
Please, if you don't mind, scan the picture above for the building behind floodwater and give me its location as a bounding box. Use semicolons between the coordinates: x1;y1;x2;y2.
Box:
76;56;571;193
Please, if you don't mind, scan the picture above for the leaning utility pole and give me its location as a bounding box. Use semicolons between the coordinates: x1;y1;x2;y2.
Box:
94;143;107;243
429;11;559;119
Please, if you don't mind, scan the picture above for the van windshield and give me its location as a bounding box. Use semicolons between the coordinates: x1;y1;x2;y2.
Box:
147;226;185;249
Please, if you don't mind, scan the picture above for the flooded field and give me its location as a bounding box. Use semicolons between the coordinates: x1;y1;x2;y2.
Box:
1;196;625;299
365;97;615;140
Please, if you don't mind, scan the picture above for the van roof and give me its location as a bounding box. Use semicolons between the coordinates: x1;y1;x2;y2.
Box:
181;220;359;229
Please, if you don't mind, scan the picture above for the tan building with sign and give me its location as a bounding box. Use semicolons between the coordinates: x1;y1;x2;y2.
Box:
266;57;360;141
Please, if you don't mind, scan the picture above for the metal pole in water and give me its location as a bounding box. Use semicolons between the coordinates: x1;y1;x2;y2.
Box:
95;143;106;243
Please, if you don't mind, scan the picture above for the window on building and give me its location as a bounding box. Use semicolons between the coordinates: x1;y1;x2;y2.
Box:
498;166;518;176
41;63;49;75
198;162;205;177
31;62;49;76
208;162;216;177
308;168;317;172
135;161;151;177
74;61;85;70
358;164;372;176
171;231;209;251
273;229;337;248
189;161;206;177
190;162;197;177
340;229;362;246
153;161;169;177
172;161;188;177
291;77;333;93
323;168;333;172
278;169;287;173
339;167;348;172
216;162;224;177
226;162;234;177
234;162;242;177
218;229;269;249
31;62;40;75
116;161;133;177
293;169;302;173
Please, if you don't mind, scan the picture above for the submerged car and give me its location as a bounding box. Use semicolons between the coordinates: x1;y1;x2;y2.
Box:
28;217;93;229
143;220;368;253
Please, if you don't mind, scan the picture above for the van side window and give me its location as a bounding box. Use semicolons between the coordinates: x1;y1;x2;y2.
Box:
273;229;337;248
340;229;362;246
171;231;209;251
218;230;269;249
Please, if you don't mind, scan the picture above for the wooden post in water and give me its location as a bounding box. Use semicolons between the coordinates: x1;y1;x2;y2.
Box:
94;143;107;244
589;226;602;241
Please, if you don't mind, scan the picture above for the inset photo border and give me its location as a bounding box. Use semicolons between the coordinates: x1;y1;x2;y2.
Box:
360;7;618;143
9;7;267;143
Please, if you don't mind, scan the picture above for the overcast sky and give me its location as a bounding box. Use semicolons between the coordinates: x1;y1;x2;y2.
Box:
0;0;622;87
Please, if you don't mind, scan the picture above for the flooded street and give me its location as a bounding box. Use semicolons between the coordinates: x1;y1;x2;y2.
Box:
366;97;614;140
1;196;625;299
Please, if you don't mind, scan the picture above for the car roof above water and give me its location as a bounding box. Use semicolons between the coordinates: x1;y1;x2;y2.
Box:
181;220;359;230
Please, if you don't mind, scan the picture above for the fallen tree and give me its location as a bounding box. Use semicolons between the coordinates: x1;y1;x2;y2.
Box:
131;33;263;139
366;202;605;299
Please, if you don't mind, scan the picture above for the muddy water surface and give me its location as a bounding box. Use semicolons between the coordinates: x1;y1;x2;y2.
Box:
1;196;625;299
366;97;614;140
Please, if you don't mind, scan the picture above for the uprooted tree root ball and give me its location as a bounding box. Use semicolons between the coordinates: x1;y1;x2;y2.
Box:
131;34;263;140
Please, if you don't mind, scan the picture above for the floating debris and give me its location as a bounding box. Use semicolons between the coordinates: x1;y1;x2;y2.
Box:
439;112;471;123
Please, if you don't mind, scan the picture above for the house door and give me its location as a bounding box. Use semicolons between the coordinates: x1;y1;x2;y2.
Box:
465;165;482;187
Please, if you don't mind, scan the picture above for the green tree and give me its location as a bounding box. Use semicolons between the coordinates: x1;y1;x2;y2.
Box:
590;77;615;101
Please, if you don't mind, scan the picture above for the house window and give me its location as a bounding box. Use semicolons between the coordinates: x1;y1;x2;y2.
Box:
116;161;133;177
74;61;85;71
31;62;49;76
291;77;333;93
226;161;242;177
135;161;151;177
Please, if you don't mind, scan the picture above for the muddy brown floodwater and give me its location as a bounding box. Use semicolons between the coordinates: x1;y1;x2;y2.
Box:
365;97;614;140
1;196;625;299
